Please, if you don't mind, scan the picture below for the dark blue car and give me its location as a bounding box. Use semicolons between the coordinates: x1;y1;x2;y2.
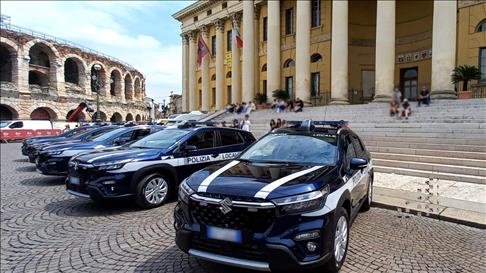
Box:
26;125;120;163
35;125;163;175
174;120;373;273
65;123;256;208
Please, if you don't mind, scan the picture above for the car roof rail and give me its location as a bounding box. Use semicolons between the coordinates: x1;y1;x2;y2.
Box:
177;120;219;129
285;120;349;131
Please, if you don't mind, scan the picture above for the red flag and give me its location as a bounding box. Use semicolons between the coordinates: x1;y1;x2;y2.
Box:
233;26;243;49
197;35;211;66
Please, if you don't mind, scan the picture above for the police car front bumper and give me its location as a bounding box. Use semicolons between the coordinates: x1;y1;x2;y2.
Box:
174;200;335;272
35;155;70;175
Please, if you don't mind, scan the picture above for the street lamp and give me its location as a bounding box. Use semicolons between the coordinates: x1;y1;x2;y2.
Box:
92;64;102;122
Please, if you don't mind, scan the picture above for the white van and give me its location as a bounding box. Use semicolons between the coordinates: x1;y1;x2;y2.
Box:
0;120;54;130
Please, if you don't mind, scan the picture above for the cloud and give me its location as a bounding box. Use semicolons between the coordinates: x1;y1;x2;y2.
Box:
1;1;185;101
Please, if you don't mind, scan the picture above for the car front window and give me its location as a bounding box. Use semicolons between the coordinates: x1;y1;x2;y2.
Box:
239;133;338;165
0;121;10;128
88;128;126;142
130;129;188;149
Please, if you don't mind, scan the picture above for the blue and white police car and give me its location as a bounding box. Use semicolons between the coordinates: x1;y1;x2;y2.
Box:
35;125;162;175
175;120;373;272
65;122;256;208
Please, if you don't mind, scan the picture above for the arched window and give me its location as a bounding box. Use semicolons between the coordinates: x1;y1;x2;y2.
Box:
261;64;267;72
311;53;322;63
198;77;202;84
64;58;80;85
404;69;418;79
283;59;295;68
476;19;486;32
226;71;232;78
211;74;216;81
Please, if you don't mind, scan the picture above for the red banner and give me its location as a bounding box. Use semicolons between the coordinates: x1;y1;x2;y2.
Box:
0;129;62;141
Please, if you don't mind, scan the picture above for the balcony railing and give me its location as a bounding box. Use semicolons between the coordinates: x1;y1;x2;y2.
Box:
471;84;486;98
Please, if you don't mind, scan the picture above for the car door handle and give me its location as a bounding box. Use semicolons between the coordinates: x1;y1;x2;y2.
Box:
211;153;219;158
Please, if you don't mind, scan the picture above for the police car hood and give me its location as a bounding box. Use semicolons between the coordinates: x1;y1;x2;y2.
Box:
187;160;335;200
27;135;66;144
41;140;102;151
74;147;164;165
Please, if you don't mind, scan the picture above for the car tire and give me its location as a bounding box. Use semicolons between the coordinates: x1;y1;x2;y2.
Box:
135;173;172;209
361;176;373;212
323;207;349;273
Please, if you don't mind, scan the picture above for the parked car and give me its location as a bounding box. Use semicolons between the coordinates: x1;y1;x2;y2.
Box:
0;120;54;130
35;125;163;175
25;125;120;163
66;122;256;208
175;120;373;273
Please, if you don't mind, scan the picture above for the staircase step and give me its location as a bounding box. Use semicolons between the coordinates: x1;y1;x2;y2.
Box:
368;146;486;160
361;136;486;146
365;141;486;152
374;159;486;177
374;166;486;185
372;152;486;168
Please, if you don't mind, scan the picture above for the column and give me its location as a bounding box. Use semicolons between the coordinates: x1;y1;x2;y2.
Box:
254;5;261;97
267;0;280;99
214;19;225;110
330;0;349;104
181;33;189;112
188;31;197;111
200;26;210;111
295;0;311;103
431;0;457;99
373;0;396;102
242;1;255;103
231;13;242;103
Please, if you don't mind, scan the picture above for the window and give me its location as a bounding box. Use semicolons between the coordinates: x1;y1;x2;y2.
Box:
285;76;293;98
211;35;216;55
227;86;232;104
263;17;268;41
283;59;295;68
211;74;216;81
263;80;267;96
476;19;486;32
115;131;134;143
212;88;216;106
193;16;198;22
351;135;366;158
9;121;23;129
222;2;227;9
311;0;321;27
311;53;322;63
207;9;212;16
261;64;267;71
219;131;244;146
227;30;232;51
344;136;356;172
199;90;202;107
226;71;232;78
133;129;151;141
198;77;202;84
480;48;486;82
285;8;293;35
311;72;320;97
186;131;215;150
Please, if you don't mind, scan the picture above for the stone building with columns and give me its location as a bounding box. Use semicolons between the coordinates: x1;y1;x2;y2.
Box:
174;0;486;112
0;19;148;122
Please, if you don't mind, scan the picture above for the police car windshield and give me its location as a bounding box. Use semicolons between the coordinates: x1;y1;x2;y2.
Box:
130;129;188;149
88;128;126;142
239;133;338;165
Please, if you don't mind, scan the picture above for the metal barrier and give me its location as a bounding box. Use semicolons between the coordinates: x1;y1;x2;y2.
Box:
0;129;62;141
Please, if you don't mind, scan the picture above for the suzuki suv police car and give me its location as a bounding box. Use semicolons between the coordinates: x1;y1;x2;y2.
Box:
66;122;256;208
175;120;373;272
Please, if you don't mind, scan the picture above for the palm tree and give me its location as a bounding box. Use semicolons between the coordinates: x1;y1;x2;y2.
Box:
451;65;481;91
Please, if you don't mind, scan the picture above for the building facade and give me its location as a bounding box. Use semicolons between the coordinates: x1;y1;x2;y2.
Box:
174;0;486;112
0;18;148;122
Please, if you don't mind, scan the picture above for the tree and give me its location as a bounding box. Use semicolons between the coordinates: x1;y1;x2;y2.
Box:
451;65;481;91
272;89;289;100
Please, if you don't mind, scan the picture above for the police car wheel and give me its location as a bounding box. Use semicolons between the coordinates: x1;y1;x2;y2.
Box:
361;176;373;212
135;173;171;209
323;207;349;273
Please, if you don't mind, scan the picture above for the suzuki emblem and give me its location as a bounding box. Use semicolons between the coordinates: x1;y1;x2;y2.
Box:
73;161;79;171
219;197;233;214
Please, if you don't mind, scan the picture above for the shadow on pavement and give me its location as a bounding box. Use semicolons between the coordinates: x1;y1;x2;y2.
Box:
20;176;65;187
16;165;37;172
13;158;29;162
44;197;138;218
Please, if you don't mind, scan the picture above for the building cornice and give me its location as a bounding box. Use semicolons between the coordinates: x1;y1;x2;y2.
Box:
172;0;217;21
458;0;486;9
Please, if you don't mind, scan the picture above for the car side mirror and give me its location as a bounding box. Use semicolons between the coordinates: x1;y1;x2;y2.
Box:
350;158;368;170
183;145;197;153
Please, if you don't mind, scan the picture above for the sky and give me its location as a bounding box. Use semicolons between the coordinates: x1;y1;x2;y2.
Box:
1;1;194;104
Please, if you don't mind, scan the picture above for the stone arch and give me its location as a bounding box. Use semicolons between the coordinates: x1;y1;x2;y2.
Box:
311;53;323;63
88;61;108;96
0;104;19;120
30;107;58;120
134;76;141;99
28;71;49;86
66;109;86;122
126;113;134;121
476;19;486;32
135;114;141;122
124;73;133;101
27;41;60;89
108;67;123;98
92;111;107;122
63;54;87;90
283;59;295;68
110;112;123;123
0;40;18;83
26;102;61;121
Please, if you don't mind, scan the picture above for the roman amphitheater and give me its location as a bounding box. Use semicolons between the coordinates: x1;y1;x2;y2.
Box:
0;19;148;122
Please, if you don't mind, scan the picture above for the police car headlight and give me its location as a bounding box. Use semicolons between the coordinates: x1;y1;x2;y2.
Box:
272;185;330;215
178;179;194;203
46;149;65;156
94;159;132;170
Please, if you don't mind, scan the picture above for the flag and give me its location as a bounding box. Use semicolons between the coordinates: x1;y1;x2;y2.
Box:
233;26;243;49
197;35;211;66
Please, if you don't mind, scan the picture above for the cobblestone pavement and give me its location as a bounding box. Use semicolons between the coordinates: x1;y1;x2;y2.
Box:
1;143;485;273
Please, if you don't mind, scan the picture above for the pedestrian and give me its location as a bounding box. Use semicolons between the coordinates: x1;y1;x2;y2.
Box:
63;124;71;133
418;86;431;107
276;118;282;128
271;99;277;111
390;88;401;116
221;121;227;127
287;99;295;112
401;98;412;119
232;119;239;128
269;119;276;131
240;114;251;132
295;97;304;112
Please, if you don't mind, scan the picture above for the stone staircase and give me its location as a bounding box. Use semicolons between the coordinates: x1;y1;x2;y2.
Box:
212;99;486;185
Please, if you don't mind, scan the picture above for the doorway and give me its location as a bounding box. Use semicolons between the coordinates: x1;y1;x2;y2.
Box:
400;67;418;100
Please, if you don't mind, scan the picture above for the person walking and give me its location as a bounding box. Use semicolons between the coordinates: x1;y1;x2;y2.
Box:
240;114;251;132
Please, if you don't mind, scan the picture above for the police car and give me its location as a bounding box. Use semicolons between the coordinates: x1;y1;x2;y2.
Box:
175;120;373;272
35;125;162;175
65;122;256;208
25;125;120;163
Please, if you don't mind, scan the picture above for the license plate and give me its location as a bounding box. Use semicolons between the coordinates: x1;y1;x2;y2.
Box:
69;176;80;185
207;226;242;243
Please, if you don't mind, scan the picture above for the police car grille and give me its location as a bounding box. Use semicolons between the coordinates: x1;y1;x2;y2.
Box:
191;235;266;262
190;200;275;233
196;192;265;203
